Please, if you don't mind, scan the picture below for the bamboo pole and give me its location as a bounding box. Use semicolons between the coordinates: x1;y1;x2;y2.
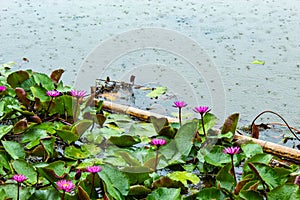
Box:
100;100;300;163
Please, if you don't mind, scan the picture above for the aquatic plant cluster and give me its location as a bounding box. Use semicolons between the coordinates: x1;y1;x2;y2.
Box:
0;63;300;199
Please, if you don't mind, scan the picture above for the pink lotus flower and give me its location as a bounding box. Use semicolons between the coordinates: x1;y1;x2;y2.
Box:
46;90;60;97
0;85;7;92
12;174;27;183
86;166;102;173
56;180;75;192
70;90;87;98
150;138;167;147
173;101;187;108
194;106;210;115
223;146;240;155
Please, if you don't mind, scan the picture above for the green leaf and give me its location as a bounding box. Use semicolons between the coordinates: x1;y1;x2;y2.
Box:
0;125;13;139
13;118;28;134
2;140;25;159
12;159;38;184
198;113;218;135
204;145;231;167
129;123;157;137
239;190;264;200
21;128;48;149
0;151;10;175
123;167;150;184
0;184;32;200
251;59;265;65
268;184;300;200
146;188;181;200
150;116;168;133
146;87;167;98
33;72;55;91
71;119;93;137
241;143;263;158
109;135;141;147
7;70;30;88
128;185;151;197
30;85;51;102
64;145;90;160
50;95;73;117
98;165;130;200
248;163;285;190
243;153;273;173
152;176;186;193
216;163;236;191
0;188;5;200
78;186;91;200
20;76;36;91
167;171;200;186
56;129;79;144
116;151;141;167
221;113;239;136
41;137;56;158
44;161;68;177
174;120;198;157
196;187;226;200
29;188;60;200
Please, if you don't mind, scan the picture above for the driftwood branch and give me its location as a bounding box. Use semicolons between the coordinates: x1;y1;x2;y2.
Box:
100;100;300;163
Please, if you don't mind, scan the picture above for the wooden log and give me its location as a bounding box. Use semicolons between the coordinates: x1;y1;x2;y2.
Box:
100;100;300;163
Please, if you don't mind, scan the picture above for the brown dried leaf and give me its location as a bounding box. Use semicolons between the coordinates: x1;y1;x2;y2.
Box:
251;124;260;139
50;69;64;84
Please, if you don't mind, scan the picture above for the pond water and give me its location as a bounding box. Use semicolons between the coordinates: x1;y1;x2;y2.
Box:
0;0;299;130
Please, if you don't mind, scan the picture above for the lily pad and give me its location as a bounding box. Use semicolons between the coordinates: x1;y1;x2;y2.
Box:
251;59;265;65
12;159;38;184
167;171;200;186
109;135;141;147
147;188;181;200
146;87;167;98
2;141;25;159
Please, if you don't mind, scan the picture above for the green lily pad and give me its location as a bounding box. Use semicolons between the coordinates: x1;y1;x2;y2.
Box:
147;188;181;200
196;187;226;200
109;135;141;147
0;125;13;140
12;159;38;184
146;87;167;98
167;171;200;186
251;59;265;65
2;141;25;159
7;70;29;88
98;165;130;199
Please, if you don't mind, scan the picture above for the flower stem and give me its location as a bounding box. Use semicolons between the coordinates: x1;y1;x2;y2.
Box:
231;155;237;183
73;97;79;122
179;108;182;127
45;97;53;118
154;149;159;171
17;182;20;200
90;173;95;197
200;114;206;137
61;191;65;200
